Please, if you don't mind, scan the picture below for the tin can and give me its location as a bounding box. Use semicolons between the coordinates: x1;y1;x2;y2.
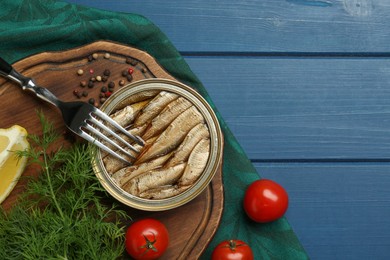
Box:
92;78;223;211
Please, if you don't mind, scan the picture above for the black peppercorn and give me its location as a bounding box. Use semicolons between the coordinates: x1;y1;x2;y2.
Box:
122;70;129;77
103;69;111;76
108;81;115;88
131;59;138;66
88;81;94;88
80;80;87;87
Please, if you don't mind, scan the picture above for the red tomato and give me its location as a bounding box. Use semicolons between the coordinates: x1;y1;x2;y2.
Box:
125;218;169;260
211;240;254;260
243;179;288;223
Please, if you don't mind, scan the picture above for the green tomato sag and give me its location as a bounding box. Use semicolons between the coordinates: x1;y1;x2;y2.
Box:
0;112;130;259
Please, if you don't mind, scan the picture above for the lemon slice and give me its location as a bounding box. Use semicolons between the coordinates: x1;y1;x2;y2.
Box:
0;125;29;204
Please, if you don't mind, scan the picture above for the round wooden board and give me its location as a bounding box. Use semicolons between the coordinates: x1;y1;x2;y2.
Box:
0;41;224;259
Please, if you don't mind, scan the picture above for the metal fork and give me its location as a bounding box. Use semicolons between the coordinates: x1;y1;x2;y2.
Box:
0;57;144;163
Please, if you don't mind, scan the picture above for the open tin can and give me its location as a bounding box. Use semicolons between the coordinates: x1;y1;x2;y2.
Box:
92;78;223;211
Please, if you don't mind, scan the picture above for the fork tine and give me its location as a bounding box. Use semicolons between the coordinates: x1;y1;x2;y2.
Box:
92;109;145;146
87;116;140;153
83;123;137;160
77;130;132;164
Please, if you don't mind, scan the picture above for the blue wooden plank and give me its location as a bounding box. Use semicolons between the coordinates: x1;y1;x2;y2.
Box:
64;0;390;53
255;162;390;260
184;56;390;160
40;2;390;260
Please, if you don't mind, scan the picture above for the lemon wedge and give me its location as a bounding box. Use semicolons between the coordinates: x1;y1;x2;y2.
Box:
0;125;29;204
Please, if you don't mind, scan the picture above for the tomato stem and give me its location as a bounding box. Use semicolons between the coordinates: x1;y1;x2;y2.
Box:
140;232;158;256
223;239;247;252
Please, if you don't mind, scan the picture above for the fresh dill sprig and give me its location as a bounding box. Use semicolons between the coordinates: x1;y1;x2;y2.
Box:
0;112;129;260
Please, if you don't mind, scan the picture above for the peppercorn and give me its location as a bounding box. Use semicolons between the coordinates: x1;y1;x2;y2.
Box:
103;69;111;76
99;92;105;98
92;53;98;59
102;76;108;82
127;74;133;82
108;81;115;88
105;91;112;98
88;55;93;62
80;80;87;87
122;70;128;77
141;68;147;73
88;81;94;88
128;68;134;74
119;79;125;86
77;69;84;76
73;90;82;99
100;98;106;103
101;86;107;93
88;98;95;104
96;76;102;82
82;91;88;97
126;57;138;66
104;53;110;59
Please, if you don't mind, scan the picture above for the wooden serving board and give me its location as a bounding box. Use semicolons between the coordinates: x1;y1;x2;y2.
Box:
0;41;224;259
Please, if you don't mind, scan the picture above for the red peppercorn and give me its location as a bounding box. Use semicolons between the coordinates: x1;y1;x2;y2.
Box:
89;68;94;74
105;91;112;98
128;68;134;74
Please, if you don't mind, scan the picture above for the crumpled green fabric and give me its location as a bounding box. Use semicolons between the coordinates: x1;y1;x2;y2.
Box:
0;0;308;259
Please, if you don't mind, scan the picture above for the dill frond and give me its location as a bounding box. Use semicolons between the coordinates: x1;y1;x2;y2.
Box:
0;113;129;259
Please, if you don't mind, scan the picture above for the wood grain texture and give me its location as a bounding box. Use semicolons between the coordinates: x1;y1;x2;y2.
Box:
255;162;390;260
65;0;390;53
185;57;390;160
0;41;224;259
21;1;390;259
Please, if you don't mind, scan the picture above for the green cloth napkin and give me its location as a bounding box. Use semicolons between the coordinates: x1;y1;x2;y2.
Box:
0;0;308;259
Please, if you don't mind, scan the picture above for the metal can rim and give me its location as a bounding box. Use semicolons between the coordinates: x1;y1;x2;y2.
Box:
92;78;223;211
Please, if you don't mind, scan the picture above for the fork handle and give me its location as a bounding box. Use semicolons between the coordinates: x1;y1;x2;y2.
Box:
0;56;61;108
0;56;12;75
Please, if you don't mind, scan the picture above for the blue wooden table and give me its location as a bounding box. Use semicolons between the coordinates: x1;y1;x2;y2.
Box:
65;1;390;259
